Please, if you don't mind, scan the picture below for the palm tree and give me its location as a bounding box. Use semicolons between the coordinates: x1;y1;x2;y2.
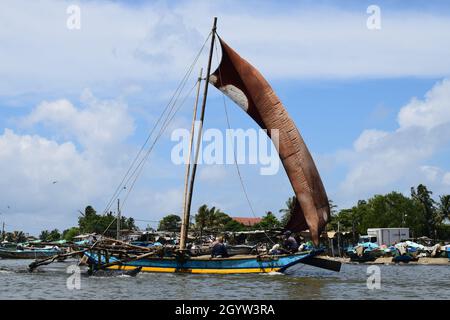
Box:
208;207;229;230
279;196;296;227
195;205;230;238
329;199;338;215
437;195;450;222
39;230;50;241
411;184;437;238
258;211;281;230
195;204;210;240
206;206;217;229
11;231;26;243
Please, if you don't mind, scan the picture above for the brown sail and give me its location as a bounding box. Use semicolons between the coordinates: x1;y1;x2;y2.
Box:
210;37;329;245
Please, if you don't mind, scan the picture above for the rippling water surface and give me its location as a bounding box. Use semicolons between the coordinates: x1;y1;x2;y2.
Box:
0;259;448;300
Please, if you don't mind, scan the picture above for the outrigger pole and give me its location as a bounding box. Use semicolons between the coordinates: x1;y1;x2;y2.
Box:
179;17;218;250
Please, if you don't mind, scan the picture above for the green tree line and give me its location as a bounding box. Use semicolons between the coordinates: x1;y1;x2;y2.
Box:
157;184;449;241
329;184;450;240
3;183;448;243
34;205;137;242
157;205;285;236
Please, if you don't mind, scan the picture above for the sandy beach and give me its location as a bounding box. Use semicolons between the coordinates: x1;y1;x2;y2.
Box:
323;256;449;265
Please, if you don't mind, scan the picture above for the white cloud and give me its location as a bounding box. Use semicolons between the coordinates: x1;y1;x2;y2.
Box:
398;79;450;130
2;0;450;97
21;89;135;156
353;129;389;152
420;166;443;183
335;79;450;205
0;92;188;233
443;172;450;186
0;128;111;232
0;0;206;96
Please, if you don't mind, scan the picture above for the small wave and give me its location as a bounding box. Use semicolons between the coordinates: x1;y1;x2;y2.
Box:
263;271;284;276
0;269;12;274
117;274;137;278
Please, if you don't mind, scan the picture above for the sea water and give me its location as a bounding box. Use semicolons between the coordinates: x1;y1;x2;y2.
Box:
0;259;448;300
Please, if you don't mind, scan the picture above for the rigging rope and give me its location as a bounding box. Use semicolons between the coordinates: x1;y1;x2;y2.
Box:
119;80;199;211
213;35;276;246
101;32;212;216
101;81;198;236
99;32;212;236
117;78;198;209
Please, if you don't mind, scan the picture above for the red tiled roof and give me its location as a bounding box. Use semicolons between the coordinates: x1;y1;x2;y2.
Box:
232;217;262;226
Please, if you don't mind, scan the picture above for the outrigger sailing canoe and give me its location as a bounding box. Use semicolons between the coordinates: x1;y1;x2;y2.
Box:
84;250;322;274
83;18;333;274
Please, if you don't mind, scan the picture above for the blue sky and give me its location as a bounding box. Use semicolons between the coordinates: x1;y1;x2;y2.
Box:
1;0;450;234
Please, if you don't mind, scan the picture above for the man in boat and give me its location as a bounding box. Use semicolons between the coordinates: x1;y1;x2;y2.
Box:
210;236;229;258
281;231;299;254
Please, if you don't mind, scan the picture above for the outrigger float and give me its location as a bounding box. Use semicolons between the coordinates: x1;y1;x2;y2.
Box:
28;18;340;275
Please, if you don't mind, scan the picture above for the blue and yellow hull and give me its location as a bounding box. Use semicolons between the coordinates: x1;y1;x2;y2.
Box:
84;250;318;274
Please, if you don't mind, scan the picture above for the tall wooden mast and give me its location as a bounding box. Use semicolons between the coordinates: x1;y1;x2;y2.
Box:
179;68;203;250
179;17;217;250
117;198;121;240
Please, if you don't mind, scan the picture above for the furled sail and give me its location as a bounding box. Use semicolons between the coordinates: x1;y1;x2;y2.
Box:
209;37;330;245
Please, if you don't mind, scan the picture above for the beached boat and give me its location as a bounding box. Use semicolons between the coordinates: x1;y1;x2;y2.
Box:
75;18;339;275
346;242;383;262
392;254;416;263
347;250;378;263
0;247;62;259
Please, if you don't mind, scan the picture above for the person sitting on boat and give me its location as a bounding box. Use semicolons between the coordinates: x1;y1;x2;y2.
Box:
211;237;228;258
281;231;299;253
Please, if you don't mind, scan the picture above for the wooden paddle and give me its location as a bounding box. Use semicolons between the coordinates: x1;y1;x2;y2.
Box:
298;256;342;272
278;253;342;273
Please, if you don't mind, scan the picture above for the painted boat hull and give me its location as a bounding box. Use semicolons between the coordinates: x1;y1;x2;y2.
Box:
392;254;416;263
348;252;377;263
0;248;62;259
84;250;319;274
